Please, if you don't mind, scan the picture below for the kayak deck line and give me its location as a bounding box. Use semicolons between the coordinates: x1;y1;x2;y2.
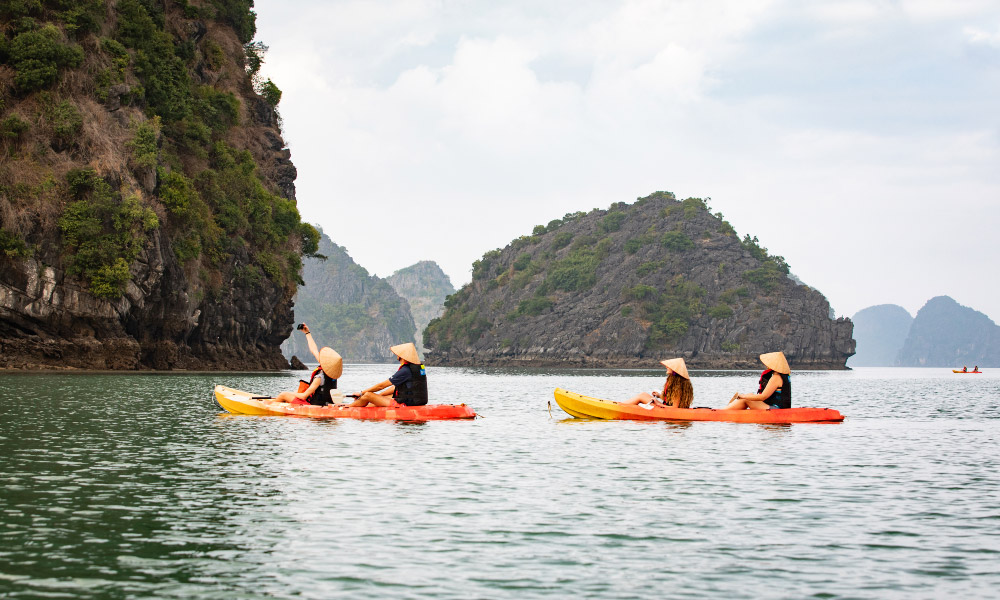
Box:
553;388;844;424
214;385;476;420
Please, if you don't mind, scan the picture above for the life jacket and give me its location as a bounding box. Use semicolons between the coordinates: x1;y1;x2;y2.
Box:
392;363;428;406
296;366;338;406
758;369;791;409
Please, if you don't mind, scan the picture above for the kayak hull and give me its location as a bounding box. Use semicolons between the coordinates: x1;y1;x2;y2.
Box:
553;388;843;423
214;385;476;420
952;370;982;373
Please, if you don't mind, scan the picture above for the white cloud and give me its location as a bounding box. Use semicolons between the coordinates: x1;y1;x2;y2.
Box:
964;25;1000;46
253;0;1000;321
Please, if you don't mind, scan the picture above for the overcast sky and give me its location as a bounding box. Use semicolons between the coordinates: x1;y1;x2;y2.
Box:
253;0;1000;321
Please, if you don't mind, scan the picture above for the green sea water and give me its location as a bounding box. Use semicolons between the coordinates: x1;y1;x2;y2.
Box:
1;366;998;598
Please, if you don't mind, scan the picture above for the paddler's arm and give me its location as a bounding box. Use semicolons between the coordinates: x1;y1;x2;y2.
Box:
293;377;322;400
359;379;393;396
301;324;321;363
736;375;780;402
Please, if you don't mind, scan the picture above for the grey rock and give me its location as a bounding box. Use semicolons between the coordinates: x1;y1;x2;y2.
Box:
425;193;855;369
283;233;417;363
849;304;912;367
896;296;1000;367
386;261;455;354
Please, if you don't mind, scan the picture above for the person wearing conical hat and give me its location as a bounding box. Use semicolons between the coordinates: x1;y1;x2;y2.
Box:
622;358;694;409
349;342;428;407
274;323;343;405
722;351;792;410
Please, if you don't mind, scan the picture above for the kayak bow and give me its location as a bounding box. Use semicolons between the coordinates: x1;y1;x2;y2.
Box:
214;385;476;420
553;388;843;424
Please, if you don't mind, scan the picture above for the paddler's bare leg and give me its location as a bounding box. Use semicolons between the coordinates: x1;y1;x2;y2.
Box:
622;392;654;405
721;395;771;410
349;391;394;407
273;391;298;403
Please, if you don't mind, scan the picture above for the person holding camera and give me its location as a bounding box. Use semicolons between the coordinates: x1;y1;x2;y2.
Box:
274;324;343;405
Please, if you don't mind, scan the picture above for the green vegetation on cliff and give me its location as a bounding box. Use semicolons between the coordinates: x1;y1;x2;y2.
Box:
426;191;855;368
284;233;417;363
0;0;318;301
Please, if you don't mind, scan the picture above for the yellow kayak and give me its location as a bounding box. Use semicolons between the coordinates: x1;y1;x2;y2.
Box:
214;385;476;420
553;388;844;423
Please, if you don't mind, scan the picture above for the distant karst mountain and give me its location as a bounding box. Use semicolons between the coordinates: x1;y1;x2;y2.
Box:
849;304;913;367
896;296;1000;367
386;261;455;354
425;192;855;368
284;233;416;363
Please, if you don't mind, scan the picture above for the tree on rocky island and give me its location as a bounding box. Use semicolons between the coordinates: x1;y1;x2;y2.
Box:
0;0;318;370
424;192;855;369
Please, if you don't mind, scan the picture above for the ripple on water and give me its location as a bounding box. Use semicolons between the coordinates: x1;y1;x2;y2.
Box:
1;367;1000;598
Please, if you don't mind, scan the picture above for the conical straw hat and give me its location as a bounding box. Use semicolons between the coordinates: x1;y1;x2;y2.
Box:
759;351;790;374
390;342;421;364
659;357;690;380
319;347;343;379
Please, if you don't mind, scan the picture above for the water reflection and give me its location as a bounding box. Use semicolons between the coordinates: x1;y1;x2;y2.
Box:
1;367;998;599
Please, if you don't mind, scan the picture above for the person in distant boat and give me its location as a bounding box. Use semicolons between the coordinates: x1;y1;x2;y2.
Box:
963;366;968;373
349;343;428;407
721;351;791;410
273;324;343;405
622;358;694;408
974;366;980;373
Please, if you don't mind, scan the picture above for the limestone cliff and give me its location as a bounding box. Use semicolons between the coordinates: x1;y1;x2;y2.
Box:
896;296;1000;367
849;304;912;367
386;261;454;354
0;0;318;369
283;233;417;363
425;192;855;369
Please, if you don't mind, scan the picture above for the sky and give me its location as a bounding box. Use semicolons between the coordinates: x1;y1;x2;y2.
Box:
252;0;1000;321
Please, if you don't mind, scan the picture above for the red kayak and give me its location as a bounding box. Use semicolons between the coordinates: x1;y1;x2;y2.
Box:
214;385;476;420
554;388;843;423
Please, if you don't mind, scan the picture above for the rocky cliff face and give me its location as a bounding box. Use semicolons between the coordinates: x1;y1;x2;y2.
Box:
848;304;913;367
0;1;317;370
896;296;1000;367
425;192;855;369
386;261;455;354
283;233;417;363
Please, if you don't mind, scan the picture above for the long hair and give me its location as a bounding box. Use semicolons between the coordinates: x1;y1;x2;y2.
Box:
662;373;694;408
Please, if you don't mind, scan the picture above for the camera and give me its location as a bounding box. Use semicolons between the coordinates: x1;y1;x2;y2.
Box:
296;323;305;331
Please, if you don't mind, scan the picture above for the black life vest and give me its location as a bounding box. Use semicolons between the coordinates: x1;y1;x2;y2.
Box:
758;369;791;409
392;363;428;406
306;366;338;406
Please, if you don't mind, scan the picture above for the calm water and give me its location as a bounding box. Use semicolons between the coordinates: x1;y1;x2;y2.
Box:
1;366;999;599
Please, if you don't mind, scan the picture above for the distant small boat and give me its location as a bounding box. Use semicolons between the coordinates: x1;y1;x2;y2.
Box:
952;369;983;374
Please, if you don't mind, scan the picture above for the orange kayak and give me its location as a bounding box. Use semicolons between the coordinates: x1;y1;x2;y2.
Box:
214;385;476;420
952;370;982;373
554;388;843;424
